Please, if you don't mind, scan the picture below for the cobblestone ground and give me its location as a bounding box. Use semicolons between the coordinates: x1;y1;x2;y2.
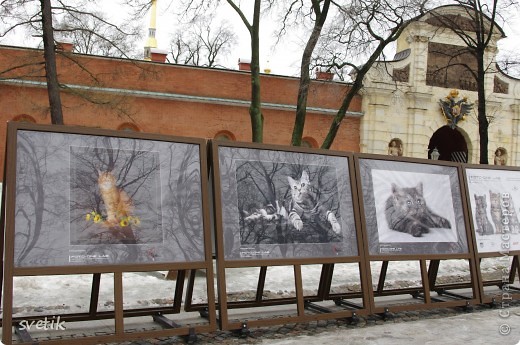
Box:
99;299;520;345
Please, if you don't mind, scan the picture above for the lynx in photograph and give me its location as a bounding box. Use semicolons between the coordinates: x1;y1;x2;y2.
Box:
385;182;451;237
490;190;520;234
473;194;494;235
98;170;133;227
286;171;341;234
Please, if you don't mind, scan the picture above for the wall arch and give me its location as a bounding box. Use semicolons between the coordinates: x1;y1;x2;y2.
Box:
12;114;37;123
427;125;469;162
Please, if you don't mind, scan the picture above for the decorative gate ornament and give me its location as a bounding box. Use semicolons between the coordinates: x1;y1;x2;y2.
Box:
439;89;473;129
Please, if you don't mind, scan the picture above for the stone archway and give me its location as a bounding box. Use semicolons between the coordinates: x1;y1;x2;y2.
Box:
427;125;469;162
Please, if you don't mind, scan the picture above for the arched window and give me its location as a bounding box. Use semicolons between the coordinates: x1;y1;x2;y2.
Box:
12;114;36;123
301;137;318;148
117;122;141;132
214;130;236;141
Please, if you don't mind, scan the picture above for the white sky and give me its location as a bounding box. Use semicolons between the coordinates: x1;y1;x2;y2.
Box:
150;1;520;76
0;1;518;77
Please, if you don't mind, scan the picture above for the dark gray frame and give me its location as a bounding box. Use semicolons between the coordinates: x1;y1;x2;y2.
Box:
211;140;369;331
357;155;469;256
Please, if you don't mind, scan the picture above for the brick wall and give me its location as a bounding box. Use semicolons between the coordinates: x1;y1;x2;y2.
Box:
0;45;362;180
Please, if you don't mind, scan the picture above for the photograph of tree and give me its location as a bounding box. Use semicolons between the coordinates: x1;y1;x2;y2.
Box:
69;145;162;246
465;167;520;253
217;145;359;260
13;129;206;267
357;158;468;256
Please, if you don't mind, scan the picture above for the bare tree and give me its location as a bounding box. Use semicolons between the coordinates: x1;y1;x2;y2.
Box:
427;1;513;164
54;10;142;58
313;0;428;149
168;15;238;67
41;0;63;124
497;52;520;78
276;0;331;147
1;0;140;124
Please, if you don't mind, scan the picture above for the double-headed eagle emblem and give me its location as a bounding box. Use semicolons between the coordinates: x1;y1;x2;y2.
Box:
439;89;473;129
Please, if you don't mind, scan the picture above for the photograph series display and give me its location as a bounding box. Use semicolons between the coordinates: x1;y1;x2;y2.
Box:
465;168;520;253
10;126;518;268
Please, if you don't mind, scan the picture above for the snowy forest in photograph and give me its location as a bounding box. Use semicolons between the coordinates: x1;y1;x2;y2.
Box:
11;129;207;266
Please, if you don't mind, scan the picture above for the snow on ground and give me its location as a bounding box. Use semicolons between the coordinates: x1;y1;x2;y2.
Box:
5;257;511;317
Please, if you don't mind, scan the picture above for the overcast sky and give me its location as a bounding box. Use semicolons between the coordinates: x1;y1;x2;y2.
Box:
0;1;518;77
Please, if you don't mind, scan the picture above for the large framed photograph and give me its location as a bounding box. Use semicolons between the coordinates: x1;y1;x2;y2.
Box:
8;123;208;267
356;156;469;256
214;142;359;260
464;166;520;254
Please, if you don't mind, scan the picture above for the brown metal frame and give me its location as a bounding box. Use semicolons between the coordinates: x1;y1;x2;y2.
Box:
1;122;217;344
461;163;520;305
353;153;480;315
206;140;370;331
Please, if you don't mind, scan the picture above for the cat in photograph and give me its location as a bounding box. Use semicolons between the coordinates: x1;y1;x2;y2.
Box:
490;190;520;234
385;182;451;237
98;170;133;227
473;194;494;235
285;170;341;234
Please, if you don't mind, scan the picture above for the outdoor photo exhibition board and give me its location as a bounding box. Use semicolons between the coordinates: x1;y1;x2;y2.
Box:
356;156;470;256
465;166;520;254
2;122;217;345
6;123;209;267
215;143;360;261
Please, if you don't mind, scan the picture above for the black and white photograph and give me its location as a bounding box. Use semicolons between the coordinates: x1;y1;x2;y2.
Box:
13;128;207;267
358;157;468;256
465;167;520;253
217;145;359;260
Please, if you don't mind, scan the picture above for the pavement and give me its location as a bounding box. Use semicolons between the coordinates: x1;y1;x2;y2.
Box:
105;301;520;344
4;300;520;344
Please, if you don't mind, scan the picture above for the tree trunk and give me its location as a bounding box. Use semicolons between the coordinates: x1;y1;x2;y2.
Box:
249;0;263;143
41;0;64;125
476;52;489;164
291;0;330;147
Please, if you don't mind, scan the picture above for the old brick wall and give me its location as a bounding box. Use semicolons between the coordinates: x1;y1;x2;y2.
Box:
0;45;362;180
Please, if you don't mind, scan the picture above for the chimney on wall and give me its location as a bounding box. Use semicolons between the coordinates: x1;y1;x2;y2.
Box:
56;40;74;53
150;48;168;63
238;58;251;71
315;67;334;81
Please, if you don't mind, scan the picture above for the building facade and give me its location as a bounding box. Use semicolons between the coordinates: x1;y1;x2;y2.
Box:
360;5;520;165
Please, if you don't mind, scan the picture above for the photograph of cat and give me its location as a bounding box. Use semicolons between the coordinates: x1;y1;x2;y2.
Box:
385;182;451;237
237;162;342;245
285;170;341;234
473;194;494;236
489;190;520;234
97;169;136;243
369;168;458;245
70;145;163;247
